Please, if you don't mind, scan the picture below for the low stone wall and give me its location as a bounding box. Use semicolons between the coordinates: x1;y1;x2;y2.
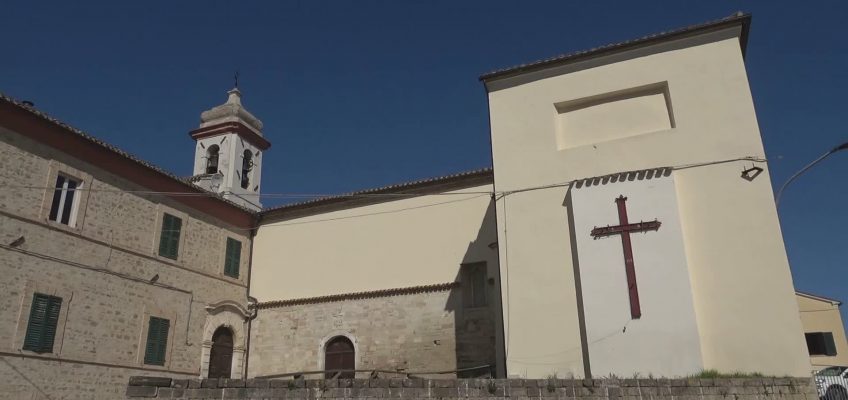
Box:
126;376;818;399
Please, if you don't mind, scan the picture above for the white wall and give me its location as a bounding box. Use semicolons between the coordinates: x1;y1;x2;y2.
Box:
570;172;702;377
486;26;810;377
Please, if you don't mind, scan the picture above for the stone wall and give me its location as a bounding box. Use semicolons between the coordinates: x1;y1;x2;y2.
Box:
0;125;252;398
126;376;818;400
249;285;497;378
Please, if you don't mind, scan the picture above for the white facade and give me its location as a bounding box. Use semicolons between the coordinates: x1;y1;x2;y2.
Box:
484;17;810;378
570;171;702;377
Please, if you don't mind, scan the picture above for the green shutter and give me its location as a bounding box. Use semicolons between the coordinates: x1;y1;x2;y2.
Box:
23;293;62;353
158;214;182;259
224;238;241;278
144;316;170;365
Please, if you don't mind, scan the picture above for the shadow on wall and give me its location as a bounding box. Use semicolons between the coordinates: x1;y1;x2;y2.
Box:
444;199;502;378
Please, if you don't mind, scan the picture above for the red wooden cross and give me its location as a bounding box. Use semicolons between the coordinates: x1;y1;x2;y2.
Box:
590;195;661;319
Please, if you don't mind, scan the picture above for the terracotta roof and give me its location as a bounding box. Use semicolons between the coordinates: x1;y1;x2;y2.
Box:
255;282;460;309
260;167;494;220
480;12;751;82
573;167;672;188
0;92;258;216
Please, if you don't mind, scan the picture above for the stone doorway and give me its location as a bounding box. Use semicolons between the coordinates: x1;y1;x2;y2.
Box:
208;326;234;378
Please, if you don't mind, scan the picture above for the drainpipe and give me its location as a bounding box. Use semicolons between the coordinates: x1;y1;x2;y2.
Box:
243;226;258;379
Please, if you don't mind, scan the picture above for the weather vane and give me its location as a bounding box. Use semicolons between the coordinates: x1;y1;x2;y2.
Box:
233;70;240;89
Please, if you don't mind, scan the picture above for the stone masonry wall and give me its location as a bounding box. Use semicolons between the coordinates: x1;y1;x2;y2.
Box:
0;126;252;398
249;287;497;378
126;376;818;400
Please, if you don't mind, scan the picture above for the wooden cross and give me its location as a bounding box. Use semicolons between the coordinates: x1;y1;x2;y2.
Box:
590;195;661;319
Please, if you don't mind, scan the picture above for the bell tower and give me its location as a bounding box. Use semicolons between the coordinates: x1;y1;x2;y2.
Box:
189;88;270;210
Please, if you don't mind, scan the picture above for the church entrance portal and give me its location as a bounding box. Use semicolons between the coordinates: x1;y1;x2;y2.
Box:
208;326;234;378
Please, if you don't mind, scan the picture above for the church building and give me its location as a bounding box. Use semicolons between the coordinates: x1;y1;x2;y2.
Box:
0;12;812;399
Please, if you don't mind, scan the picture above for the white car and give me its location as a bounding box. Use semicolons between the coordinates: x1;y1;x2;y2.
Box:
816;367;848;400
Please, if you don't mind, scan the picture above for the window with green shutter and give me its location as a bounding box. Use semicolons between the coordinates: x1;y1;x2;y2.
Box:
158;213;182;260
144;316;170;366
224;238;241;278
23;293;62;353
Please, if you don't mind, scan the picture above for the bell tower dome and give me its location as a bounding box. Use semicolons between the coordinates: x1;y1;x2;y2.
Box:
189;88;270;210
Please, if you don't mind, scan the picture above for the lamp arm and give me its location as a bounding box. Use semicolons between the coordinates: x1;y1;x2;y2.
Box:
775;149;837;208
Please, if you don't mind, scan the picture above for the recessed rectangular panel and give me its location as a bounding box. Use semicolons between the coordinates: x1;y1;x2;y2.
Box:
556;83;674;150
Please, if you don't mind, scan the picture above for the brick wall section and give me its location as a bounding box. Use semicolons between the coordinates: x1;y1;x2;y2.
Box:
0;122;251;398
126;377;818;399
249;287;496;378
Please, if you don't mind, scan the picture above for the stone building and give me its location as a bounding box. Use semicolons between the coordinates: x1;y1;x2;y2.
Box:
0;11;818;400
0;92;258;399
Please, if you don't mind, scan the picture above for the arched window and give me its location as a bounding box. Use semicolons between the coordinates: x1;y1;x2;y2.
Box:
206;145;220;174
240;150;253;189
324;336;355;379
208;326;234;378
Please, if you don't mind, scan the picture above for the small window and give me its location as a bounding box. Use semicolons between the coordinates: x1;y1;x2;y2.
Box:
158;213;182;260
144;316;170;366
48;174;82;226
224;238;241;278
240;150;253;189
206;145;220;174
806;332;837;356
23;293;62;353
462;263;488;308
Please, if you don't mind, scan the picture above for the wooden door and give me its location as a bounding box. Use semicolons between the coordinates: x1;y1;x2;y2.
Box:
324;336;355;378
208;327;233;379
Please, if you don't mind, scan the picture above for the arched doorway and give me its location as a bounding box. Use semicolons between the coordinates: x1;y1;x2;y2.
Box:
324;336;355;379
208;326;233;378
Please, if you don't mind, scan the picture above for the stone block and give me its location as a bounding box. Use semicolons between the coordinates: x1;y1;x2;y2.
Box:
201;378;220;388
247;378;270;388
157;388;185;398
247;388;288;398
370;379;390;388
185;388;222;398
670;379;688;387
222;387;249;398
338;379;354;388
129;376;173;387
172;379;190;389
354;379;371;388
126;385;158;397
434;387;458;397
187;379;202;389
222;378;246;388
435;379;457;388
388;379;404;388
700;379;715;387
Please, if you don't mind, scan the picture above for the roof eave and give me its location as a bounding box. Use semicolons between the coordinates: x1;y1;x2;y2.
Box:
479;13;752;84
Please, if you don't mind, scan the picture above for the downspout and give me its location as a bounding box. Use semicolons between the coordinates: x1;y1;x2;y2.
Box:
242;224;259;379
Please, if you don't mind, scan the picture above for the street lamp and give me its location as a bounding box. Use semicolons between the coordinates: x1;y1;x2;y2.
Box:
775;141;848;208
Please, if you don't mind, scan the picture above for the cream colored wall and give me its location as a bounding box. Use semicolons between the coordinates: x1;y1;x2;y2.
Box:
252;186;496;300
796;294;848;369
486;28;810;377
251;184;504;375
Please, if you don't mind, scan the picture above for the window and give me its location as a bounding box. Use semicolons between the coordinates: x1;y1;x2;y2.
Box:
23;293;62;353
240;150;253;189
462;263;488;308
144;316;170;366
806;332;837;356
48;174;81;226
224;238;241;278
158;213;182;260
206;145;220;174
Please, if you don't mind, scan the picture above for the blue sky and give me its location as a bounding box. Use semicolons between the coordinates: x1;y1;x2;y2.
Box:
2;2;846;326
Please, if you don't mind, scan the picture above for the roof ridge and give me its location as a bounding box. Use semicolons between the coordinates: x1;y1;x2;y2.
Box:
260;167;493;213
0;91;258;215
480;11;751;82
